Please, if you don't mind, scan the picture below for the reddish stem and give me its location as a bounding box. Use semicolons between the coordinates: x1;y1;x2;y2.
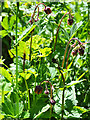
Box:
40;80;53;98
62;38;81;68
54;12;69;52
31;3;46;21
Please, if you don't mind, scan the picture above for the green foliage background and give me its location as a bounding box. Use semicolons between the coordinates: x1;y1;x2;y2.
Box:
0;1;90;120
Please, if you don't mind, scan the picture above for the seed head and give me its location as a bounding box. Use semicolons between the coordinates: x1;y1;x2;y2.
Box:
35;85;43;94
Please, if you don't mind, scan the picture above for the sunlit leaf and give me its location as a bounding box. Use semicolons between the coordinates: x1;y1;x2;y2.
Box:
1;16;9;30
0;67;12;83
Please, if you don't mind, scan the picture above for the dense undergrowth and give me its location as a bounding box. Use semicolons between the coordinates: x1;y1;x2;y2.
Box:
0;1;90;120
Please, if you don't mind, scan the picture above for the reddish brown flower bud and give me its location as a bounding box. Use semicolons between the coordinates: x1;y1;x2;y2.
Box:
78;47;84;56
50;99;56;105
35;85;43;94
71;49;78;56
44;7;52;14
44;89;49;94
67;18;73;25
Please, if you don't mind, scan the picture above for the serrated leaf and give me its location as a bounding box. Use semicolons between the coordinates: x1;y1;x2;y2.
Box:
2;97;23;118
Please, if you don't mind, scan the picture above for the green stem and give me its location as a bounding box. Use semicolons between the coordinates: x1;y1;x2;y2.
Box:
61;88;65;120
25;79;30;110
29;32;33;61
16;2;19;115
16;2;19;89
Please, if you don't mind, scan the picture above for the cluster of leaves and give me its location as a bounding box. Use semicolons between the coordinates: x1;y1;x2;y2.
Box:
0;1;90;120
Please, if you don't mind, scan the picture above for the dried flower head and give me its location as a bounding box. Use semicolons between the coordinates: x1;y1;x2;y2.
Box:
35;85;43;94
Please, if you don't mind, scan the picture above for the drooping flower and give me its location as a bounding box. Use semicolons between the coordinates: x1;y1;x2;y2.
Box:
50;99;56;105
35;85;43;94
44;7;52;14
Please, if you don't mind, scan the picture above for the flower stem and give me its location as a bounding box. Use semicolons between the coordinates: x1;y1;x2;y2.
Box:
66;46;73;69
54;12;69;52
62;38;81;68
31;3;46;20
61;38;81;120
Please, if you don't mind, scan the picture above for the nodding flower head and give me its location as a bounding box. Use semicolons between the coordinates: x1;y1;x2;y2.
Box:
71;49;78;56
44;7;52;14
50;99;56;105
44;89;49;94
67;13;74;25
78;47;85;56
35;85;43;94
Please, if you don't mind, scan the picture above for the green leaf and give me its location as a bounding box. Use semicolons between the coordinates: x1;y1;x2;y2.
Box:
2;97;23;118
48;67;57;79
0;67;12;83
23;111;30;118
76;70;88;81
1;16;9;30
10;15;16;30
19;72;31;80
17;24;36;43
66;79;86;89
61;27;69;39
73;106;88;114
0;30;8;38
38;48;52;57
70;21;83;39
33;104;50;119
